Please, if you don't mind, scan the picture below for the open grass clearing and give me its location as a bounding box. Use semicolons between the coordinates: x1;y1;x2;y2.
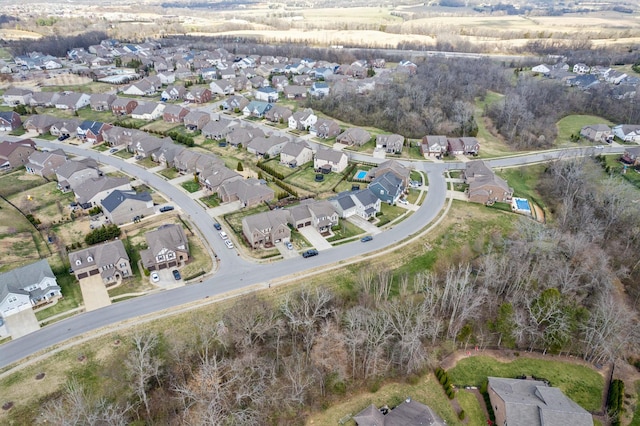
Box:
0;233;41;272
448;355;604;412
456;389;487;426
0;169;47;198
496;164;547;209
178;234;213;280
284;165;345;194
556;114;614;147
262;157;299;179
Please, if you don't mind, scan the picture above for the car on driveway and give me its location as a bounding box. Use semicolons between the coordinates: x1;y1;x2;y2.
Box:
361;235;373;242
57;134;69;141
213;222;222;231
285;241;294;250
172;269;181;280
109;148;118;153
302;249;319;258
151;272;160;283
159;205;174;212
398;198;409;205
225;239;234;249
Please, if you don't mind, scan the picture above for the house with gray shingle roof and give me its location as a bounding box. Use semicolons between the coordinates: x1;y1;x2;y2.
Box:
69;240;132;285
226;125;265;148
101;190;154;225
184;110;212;131
369;171;405;205
202;117;240;140
353;399;445;426
55;158;101;192
376;134;404;154
23;114;59;134
218;178;274;207
3;87;33;106
579;124;611;143
242;210;291;249
330;188;381;219
288;200;338;233
337;127;371;146
314;148;348;173
280;141;313;168
49;119;81;138
162;104;190;123
25;149;67;178
89;93;116;111
140;224;190;271
54;92;90;111
29;91;60;108
74;176;132;206
488;377;593;426
131;101;165;120
0;139;36;171
613;124;640;143
0;259;60;319
368;159;411;187
246;135;289;158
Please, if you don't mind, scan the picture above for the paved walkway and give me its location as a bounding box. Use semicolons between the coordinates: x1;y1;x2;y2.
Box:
206;200;243;218
298;226;333;251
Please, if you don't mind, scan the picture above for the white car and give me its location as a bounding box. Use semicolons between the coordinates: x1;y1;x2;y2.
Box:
151;272;160;283
219;231;228;240
398;198;409;205
225;239;234;249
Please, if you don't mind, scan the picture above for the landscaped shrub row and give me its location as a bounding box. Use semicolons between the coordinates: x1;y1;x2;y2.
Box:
84;224;121;245
256;161;285;180
273;178;299;198
331;163;356;193
434;367;455;399
167;131;195;147
607;379;625;426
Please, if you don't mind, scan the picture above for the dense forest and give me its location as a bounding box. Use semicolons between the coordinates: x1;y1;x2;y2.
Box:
14;157;636;425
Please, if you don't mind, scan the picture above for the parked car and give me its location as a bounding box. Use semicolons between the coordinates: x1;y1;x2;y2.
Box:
151;272;160;283
213;223;222;231
219;231;228;240
302;249;319;258
225;239;234;249
159;205;174;212
285;241;294;250
361;235;373;242
57;134;69;141
398;198;409;205
172;269;181;280
109;148;118;153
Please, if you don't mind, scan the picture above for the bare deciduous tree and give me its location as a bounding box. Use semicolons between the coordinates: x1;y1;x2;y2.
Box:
125;331;162;418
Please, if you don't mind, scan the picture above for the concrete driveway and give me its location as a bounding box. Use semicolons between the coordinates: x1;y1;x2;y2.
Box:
276;241;299;259
78;275;112;311
347;215;383;235
151;268;184;289
297;227;332;251
4;309;40;339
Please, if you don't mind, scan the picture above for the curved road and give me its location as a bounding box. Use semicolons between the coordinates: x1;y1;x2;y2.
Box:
0;138;624;370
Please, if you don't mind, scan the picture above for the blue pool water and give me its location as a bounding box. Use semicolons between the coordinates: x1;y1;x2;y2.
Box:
355;170;367;179
515;199;530;211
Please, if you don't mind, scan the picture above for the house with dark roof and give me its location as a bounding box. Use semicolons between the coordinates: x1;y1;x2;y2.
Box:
140;224;190;271
242;210;291;249
111;98;138;116
0;139;36;171
353;399;446;426
369;171;405;204
74;176;132;206
0;259;60;319
488;377;593;426
25;149;67;178
314;148;348;173
330;188;381;219
55;158;101;192
0;111;22;131
77;121;111;144
309;81;330;97
68;240;132;285
242;101;273;118
337;127;371;146
255;86;278;102
101;190;154;225
621;146;640;166
367;160;411;187
310;118;341;139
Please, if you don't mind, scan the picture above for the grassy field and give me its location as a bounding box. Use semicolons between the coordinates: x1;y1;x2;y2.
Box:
555;114;614;146
601;154;640;189
375;202;406;227
447;355;604;412
496;164;547;209
327;219;365;242
474;91;515;158
285;165;346;195
0;170;47;198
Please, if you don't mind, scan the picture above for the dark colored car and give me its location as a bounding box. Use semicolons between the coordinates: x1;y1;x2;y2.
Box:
172;269;181;280
213;223;222;230
159;205;174;212
361;235;373;242
302;249;319;258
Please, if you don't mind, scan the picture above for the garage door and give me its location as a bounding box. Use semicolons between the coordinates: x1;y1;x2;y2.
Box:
78;272;88;279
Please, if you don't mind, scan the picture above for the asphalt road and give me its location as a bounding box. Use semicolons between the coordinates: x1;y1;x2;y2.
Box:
0;138;625;369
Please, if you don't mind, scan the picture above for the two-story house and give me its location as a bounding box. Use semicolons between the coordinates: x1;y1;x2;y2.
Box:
0;139;36;172
69;240;132;286
101;190;154;225
140;224;190;271
242;210;291;249
314;149;348;173
279;141;313;168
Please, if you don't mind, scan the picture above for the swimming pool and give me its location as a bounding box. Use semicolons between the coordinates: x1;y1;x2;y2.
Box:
355;170;367;180
512;197;531;214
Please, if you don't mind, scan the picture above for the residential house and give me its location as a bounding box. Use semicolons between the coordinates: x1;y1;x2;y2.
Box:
174;150;223;175
156;71;176;85
221;95;249;112
460;137;480;155
49;119;81;139
567;74;599;90
283;85;308;99
151;140;184;167
162;104;190;123
310;118;341;139
376;134;404;154
0;139;36;171
184;110;212;131
140;224;190;271
218;178;274;207
210;79;235;96
121;79;157;96
288;200;338;233
264;105;292;123
200;167;242;193
531;64;551;76
111;98;138;116
0;259;61;319
613;124;640;143
420;135;448;157
25;149;67;178
29;91;60;108
337;128;371;146
202;117;239;140
250;75;268;89
573;63;590;74
89;93;116;111
369;171;405;204
242;210;291;249
280;141;313;167
131;102;165;121
219;67;236;80
580;124;612;143
255;86;279;102
488;377;593;426
2;87;32;106
367;160;411;187
102;127;141;148
447;137;465;155
309;82;330;97
185;87;212;104
604;69;628;85
314;149;348;173
77;121;111;144
74;176;132;206
271;75;289;92
288;109;317;131
68;240;132;286
226;125;264;147
292;74;312;86
55;158;101;192
132;135;167;158
22;114;59;135
353;399;445;426
242;101;273;118
161;85;187;101
54;92;91;111
464;160;513;205
621;146;640;166
330;188;381;220
0;111;22;131
101;189;154;225
246;135;289;158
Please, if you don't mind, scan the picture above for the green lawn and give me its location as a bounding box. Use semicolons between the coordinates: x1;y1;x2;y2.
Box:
0;169;47;198
158;167;179;180
327;220;365;242
556;114;614;146
285;165;346;194
601;154;640;189
137;157;157;169
35;266;82;322
262;157;299;178
376;203;406;227
631;381;640;426
496;164;547;208
40;82;112;94
447;355;604;412
456;389;487;426
200;194;220;208
114;149;133;159
92;144;109;152
181;181;201;193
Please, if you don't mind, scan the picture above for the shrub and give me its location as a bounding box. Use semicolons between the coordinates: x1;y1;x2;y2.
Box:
458;410;466;420
84;224;121;245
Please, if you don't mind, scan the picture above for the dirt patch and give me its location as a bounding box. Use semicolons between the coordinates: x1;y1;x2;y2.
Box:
40;74;92;87
0;233;40;266
35;372;45;380
532;203;545;223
